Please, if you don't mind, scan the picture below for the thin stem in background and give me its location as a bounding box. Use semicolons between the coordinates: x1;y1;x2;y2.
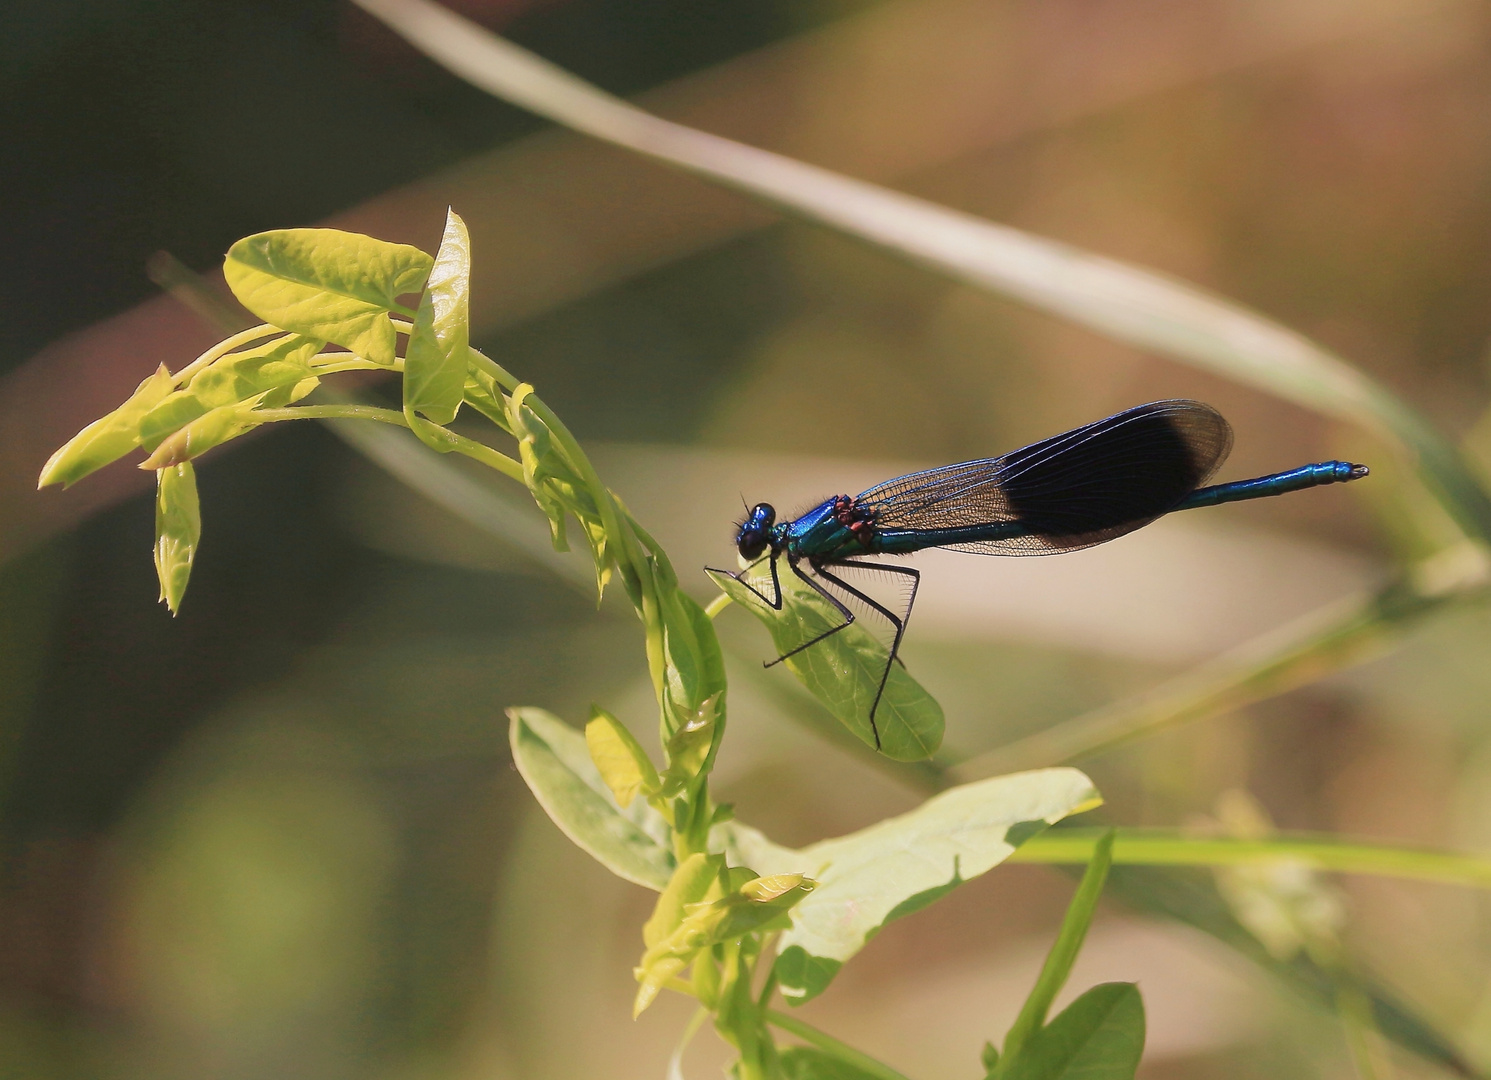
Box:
1012;829;1491;890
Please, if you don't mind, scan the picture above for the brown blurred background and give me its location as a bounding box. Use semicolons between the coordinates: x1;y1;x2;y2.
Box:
4;0;1491;1076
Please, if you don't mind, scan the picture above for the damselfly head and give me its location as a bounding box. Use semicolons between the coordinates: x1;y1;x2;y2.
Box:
736;502;776;560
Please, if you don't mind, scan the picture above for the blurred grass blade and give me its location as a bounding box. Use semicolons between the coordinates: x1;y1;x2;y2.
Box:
1008;827;1491;890
1100;863;1482;1078
955;577;1483;779
351;0;1491;545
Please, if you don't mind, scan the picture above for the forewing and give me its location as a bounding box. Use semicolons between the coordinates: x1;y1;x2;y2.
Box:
858;400;1232;555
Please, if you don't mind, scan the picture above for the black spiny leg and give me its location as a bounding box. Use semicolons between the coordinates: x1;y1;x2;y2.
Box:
814;560;922;750
705;551;785;610
764;557;859;668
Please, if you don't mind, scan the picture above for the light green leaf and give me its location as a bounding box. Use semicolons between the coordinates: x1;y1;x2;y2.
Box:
779;1046;889;1080
660;587;727;743
38;364;175;488
404;208;471;434
139;401;264;470
717;768;1102;1004
585;706;659;808
224;228;432;366
138;334;323;449
634;853;724;1016
1000;983;1145;1080
507;706;674;891
351;1;1491;544
709;567;942;762
999;830;1115;1070
153;462;200;614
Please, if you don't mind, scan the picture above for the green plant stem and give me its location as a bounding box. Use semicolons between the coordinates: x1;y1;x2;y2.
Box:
254;403;525;482
704;592;733;619
766;1010;915;1080
1010;828;1491;889
998;830;1114;1071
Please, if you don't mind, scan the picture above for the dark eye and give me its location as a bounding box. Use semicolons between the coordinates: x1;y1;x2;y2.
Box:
738;532;768;560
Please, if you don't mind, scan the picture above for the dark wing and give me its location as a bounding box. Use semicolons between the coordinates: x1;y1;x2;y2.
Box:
857;399;1232;556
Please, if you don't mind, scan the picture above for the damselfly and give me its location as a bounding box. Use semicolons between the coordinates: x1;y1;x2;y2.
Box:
710;400;1367;750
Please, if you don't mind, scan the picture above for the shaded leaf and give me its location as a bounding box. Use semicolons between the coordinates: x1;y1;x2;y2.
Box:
507;706;674;890
38;364;175;488
710;567;942;762
779;1046;888;1080
716;768;1102;1003
224;228;431;366
404;208;471;435
1001;983;1145;1080
153;462;200;614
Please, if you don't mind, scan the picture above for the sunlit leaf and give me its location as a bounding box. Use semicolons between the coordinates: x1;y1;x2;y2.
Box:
138;335;322;449
508;706;674;891
716;768;1102;1003
153;462;200;614
404;208;471;437
585;706;659;808
709;567;942;762
139;401;264;470
1000;983;1145;1080
38;364;175;488
224;228;432;366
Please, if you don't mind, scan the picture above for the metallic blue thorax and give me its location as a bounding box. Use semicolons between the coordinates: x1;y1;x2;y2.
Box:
781;496;876;560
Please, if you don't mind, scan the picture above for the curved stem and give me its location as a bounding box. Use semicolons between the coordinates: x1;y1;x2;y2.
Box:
1010;828;1491;889
254;404;524;482
172;324;284;386
703;592;733;619
766;1010;915;1080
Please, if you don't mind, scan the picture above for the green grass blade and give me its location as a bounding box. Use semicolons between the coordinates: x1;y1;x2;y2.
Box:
1009;827;1491;890
351;0;1491;544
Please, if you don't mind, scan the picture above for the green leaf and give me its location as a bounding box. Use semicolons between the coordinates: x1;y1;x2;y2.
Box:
404;208;471;435
153;462;200;614
660;586;727;742
634;852;725;1015
138;334;322;449
716;768;1102;1004
1000;983;1145;1080
585;706;659;808
139;401;264;470
709;567;942;762
507;706;674;891
38;364;175;488
1000;830;1116;1068
779;1046;890;1080
223;228;432;366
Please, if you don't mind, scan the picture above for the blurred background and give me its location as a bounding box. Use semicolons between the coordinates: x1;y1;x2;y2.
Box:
5;0;1491;1076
